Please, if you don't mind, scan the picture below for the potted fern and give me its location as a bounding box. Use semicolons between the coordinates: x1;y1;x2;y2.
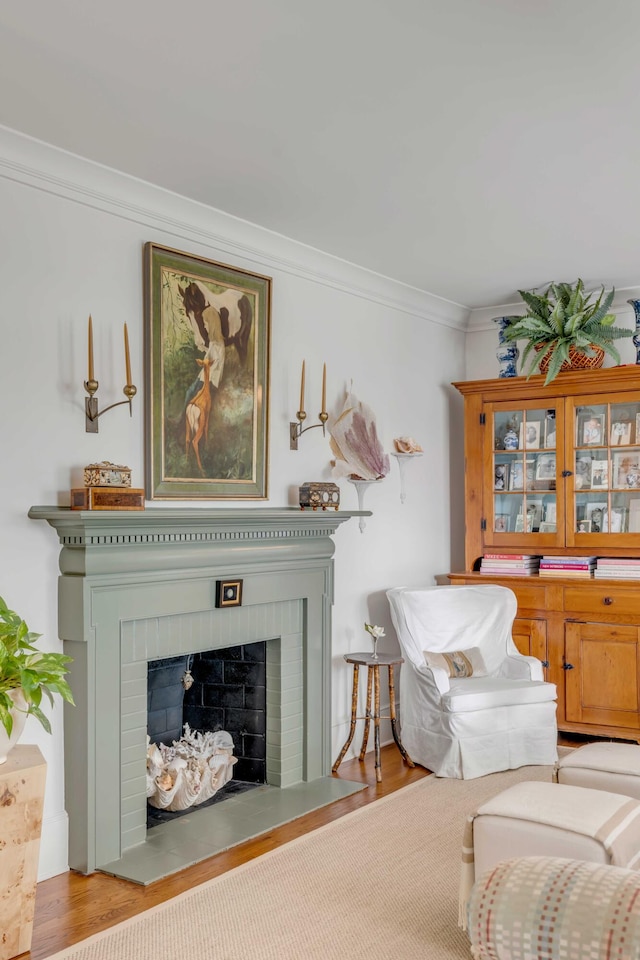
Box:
502;280;633;385
0;596;74;763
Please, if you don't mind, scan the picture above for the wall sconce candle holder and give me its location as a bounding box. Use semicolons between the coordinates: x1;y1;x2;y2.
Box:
84;316;137;433
84;381;137;433
289;411;329;450
289;360;329;450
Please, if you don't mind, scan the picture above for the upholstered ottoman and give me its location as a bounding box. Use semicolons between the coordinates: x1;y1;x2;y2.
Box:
459;780;640;921
467;856;640;960
555;741;640;799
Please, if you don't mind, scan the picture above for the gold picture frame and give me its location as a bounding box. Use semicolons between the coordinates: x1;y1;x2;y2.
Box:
144;244;271;499
215;579;244;608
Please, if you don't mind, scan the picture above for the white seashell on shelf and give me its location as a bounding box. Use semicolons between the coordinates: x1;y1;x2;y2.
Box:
393;436;423;454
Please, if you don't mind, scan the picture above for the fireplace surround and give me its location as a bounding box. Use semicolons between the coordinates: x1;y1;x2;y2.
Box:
30;507;363;877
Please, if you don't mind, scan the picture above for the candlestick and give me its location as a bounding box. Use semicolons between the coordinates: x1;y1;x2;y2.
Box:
289;362;328;449
299;360;305;414
88;315;94;383
124;323;132;387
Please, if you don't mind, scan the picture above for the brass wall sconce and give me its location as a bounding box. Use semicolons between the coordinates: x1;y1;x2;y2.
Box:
84;315;137;433
290;361;329;450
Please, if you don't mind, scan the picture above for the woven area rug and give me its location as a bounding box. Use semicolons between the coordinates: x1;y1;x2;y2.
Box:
49;762;560;960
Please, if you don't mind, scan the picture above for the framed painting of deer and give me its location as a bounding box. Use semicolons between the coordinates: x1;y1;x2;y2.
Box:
144;243;271;499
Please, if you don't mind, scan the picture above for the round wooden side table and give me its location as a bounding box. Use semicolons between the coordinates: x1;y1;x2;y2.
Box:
332;652;414;783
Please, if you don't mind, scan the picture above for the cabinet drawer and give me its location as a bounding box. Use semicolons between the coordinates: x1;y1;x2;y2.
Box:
448;576;553;612
564;586;640;618
508;583;551;611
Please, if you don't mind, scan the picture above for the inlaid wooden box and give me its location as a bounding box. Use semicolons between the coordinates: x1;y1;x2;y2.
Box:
70;486;145;510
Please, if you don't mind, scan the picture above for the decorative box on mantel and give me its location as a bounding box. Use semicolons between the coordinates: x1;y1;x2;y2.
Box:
70;486;145;510
71;461;143;510
83;461;132;486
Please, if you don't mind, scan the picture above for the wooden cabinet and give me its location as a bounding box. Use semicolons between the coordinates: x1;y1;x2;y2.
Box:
565;621;640;730
512;617;548;667
449;366;640;740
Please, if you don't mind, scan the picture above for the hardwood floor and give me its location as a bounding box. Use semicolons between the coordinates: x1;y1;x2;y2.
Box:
29;746;429;959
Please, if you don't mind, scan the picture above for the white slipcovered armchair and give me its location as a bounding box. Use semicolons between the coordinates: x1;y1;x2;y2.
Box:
386;584;557;779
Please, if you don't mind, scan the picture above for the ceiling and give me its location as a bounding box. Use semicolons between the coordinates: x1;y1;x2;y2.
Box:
1;0;639;310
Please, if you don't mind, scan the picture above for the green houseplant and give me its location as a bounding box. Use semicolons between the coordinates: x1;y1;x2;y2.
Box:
0;596;73;745
502;279;633;385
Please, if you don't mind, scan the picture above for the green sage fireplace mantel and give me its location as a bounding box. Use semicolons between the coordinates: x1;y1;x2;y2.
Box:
29;506;367;874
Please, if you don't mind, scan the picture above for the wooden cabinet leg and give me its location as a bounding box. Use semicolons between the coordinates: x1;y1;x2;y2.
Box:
332;663;360;772
388;665;415;767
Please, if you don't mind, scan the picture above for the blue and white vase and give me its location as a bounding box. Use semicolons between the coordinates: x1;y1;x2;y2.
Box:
503;428;519;450
626;299;640;365
493;317;520;378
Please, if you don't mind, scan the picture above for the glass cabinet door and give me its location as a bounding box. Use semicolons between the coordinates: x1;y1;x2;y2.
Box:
572;399;640;537
490;404;560;541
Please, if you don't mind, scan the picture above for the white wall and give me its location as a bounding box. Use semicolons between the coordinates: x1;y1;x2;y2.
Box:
0;126;469;879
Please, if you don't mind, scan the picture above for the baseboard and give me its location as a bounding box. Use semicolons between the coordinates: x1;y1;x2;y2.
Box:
38;811;69;881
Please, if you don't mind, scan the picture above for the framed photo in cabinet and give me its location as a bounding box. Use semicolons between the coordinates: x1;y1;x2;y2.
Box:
526;499;544;531
590;460;608;489
581;414;605;446
535;453;556;481
603;507;626;533
586;501;607;532
520;422;541;449
611;421;632;446
494;463;509;490
509;462;524;490
575;455;592;489
629;498;640;532
543;416;557;448
612;451;640;489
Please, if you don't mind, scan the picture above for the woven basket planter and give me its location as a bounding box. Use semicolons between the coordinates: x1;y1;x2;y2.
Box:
536;343;605;375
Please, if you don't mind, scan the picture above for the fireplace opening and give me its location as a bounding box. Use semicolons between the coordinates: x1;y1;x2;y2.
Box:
146;642;266;827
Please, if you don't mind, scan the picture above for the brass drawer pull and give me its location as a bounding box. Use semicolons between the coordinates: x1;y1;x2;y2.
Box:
603;596;614;606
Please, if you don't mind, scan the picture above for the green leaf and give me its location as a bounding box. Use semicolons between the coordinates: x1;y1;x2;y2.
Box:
517;289;552;321
543;340;570;385
29;704;51;734
0;595;73;735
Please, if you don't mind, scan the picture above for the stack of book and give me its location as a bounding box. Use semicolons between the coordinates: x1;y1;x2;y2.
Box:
538;556;597;578
479;554;541;575
594;558;640;579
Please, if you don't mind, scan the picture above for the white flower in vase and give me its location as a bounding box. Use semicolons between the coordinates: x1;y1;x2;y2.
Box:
364;622;385;659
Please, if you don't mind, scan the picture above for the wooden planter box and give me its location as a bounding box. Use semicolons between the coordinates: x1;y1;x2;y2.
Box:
0;745;46;959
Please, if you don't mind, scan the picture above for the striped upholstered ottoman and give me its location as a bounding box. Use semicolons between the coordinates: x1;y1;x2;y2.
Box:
555;742;640;799
467;856;640;959
465;780;640;887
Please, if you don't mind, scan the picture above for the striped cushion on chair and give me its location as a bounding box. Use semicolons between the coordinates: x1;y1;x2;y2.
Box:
468;856;640;960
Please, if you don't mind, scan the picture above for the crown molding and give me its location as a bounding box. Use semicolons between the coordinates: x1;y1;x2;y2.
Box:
0;124;469;332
